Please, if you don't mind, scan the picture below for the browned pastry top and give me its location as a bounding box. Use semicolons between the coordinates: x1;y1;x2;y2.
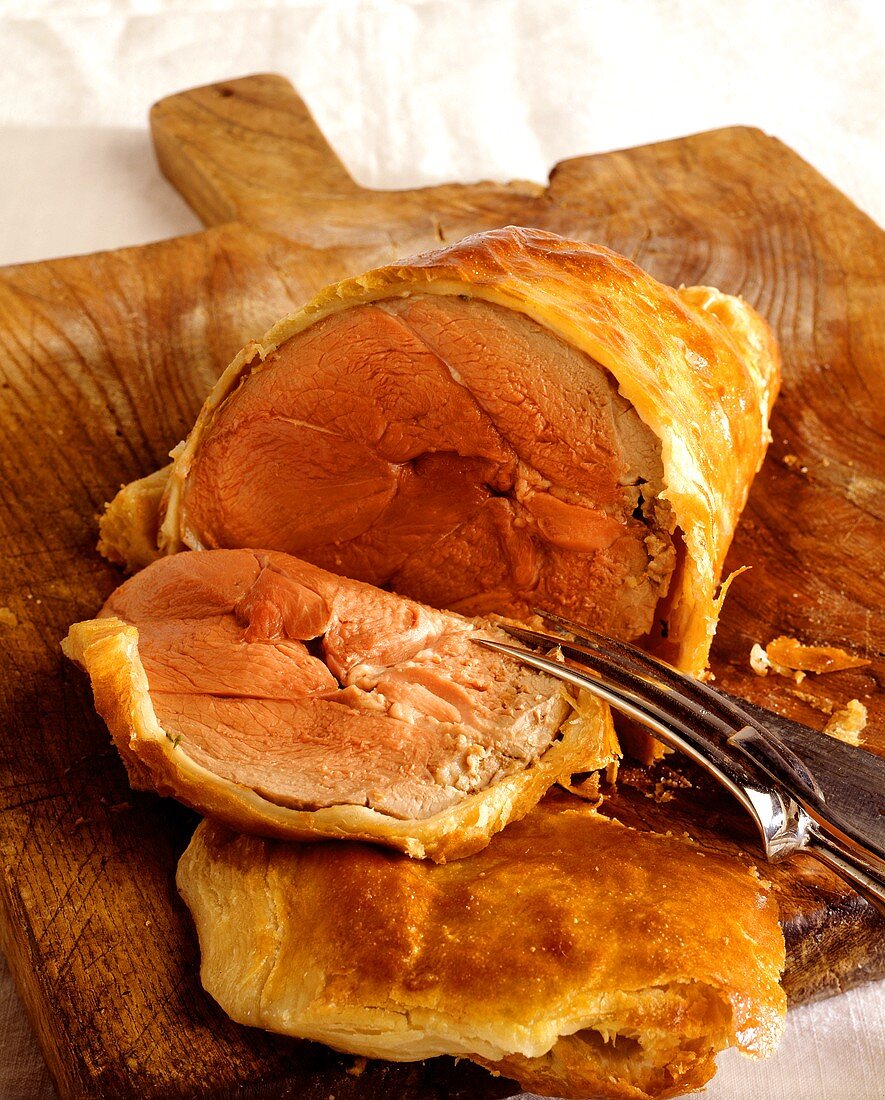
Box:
178;792;786;1098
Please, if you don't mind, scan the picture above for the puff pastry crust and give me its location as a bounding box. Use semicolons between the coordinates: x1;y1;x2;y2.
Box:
177;794;786;1098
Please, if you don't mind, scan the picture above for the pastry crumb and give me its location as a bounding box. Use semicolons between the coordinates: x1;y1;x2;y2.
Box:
0;607;17;628
561;771;603;804
749;641;803;682
750;643;771;676
783;454;808;474
750;636;869;679
789;689;835;715
822;700;867;745
346;1057;367;1077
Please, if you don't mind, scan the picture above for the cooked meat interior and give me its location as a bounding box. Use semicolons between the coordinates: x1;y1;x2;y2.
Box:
66;549;615;829
180;297;676;639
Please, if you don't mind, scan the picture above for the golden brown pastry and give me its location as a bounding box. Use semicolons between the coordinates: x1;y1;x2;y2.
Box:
177;794;786;1099
63;549;616;861
101;227;780;677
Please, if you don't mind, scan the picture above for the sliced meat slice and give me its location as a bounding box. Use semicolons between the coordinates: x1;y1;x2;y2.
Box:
63;549;617;860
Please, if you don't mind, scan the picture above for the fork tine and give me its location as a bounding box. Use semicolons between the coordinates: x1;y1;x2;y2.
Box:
518;614;740;733
524;610;825;803
494;622;728;723
493;627;736;745
534;608;719;694
532;610;777;734
532;609;773;735
476;638;702;751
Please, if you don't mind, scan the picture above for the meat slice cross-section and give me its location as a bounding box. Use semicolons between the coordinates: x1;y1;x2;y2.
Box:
63;549;617;860
176;297;676;641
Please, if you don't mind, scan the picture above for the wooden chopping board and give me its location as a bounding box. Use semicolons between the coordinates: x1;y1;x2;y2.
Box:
0;73;882;1099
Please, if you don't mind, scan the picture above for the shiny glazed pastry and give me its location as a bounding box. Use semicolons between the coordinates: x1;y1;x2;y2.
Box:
63;549;616;860
177;794;786;1099
100;226;780;677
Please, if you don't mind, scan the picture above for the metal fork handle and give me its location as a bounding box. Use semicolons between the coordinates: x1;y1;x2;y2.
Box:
477;638;809;855
805;827;885;912
476;635;885;914
507;619;885;889
532;611;827;802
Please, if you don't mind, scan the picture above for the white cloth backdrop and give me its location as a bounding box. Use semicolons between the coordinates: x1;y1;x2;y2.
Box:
1;1;883;1097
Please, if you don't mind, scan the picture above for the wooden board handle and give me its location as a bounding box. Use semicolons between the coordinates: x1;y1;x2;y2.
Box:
150;73;361;228
149;73;547;255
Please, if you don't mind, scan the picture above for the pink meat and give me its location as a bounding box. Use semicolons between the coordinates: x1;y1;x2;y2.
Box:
101;550;573;820
180;297;675;639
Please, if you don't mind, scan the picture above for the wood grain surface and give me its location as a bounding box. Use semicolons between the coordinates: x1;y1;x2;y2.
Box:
0;73;882;1099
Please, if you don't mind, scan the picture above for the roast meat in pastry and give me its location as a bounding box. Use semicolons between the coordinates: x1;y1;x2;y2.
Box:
101;226;779;676
177;794;786;1099
63;549;616;860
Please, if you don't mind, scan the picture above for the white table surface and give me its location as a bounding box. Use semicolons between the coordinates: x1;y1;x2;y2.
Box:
1;2;883;1098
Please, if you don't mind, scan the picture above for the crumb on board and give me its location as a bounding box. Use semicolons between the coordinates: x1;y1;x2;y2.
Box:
618;765;691;803
346;1057;367;1078
749;642;804;683
789;689;835;715
750;643;772;676
750;636;869;680
783;454;809;474
822;700;868;746
653;769;693;803
0;607;17;628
